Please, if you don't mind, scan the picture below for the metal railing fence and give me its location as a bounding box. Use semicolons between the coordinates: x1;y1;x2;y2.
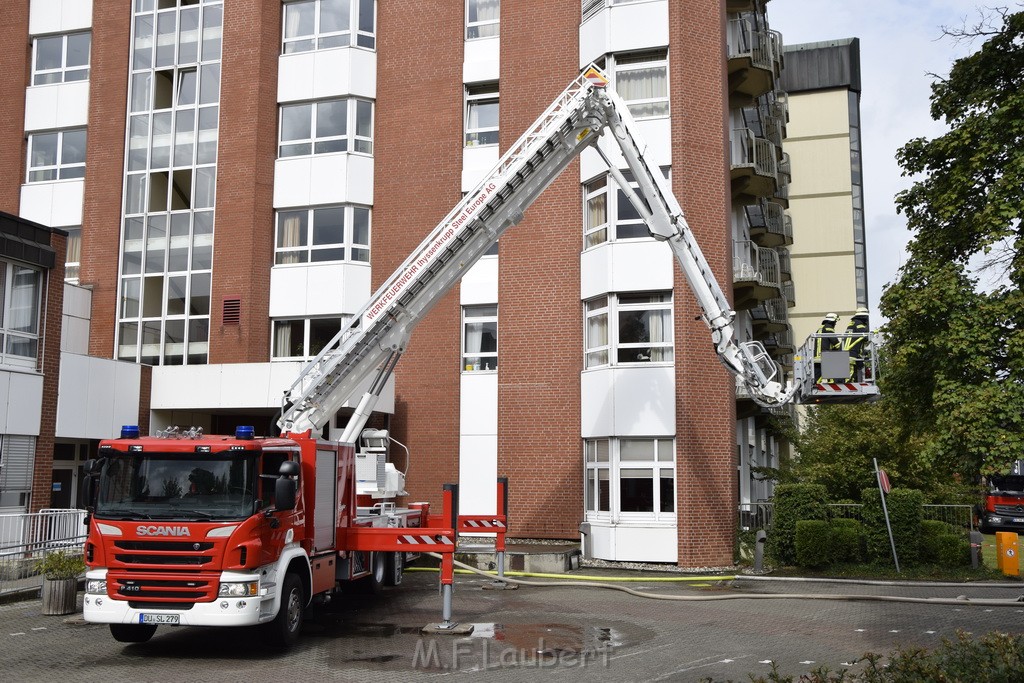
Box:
0;509;86;595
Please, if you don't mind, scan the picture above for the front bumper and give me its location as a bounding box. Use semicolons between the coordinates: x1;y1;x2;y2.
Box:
983;514;1024;531
83;569;274;627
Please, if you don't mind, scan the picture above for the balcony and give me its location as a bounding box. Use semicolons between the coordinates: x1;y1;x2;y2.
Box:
731;128;778;200
773;152;792;208
783;281;795;308
741;97;784;150
727;16;779;105
733;239;782;310
750;296;788;334
726;0;762;13
777;247;791;282
744;200;792;248
760;326;795;361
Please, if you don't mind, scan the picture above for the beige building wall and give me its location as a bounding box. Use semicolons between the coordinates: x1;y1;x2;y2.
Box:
785;87;860;343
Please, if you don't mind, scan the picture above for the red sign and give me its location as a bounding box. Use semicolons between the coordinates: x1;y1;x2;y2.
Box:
878;468;891;494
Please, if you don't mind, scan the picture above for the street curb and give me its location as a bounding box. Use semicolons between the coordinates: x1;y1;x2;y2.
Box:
736;574;1024;589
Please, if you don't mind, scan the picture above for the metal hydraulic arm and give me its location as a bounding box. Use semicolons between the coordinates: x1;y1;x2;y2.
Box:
278;65;793;438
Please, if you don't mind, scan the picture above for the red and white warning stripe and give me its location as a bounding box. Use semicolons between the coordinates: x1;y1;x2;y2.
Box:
814;382;867;393
397;534;454;547
461;519;506;529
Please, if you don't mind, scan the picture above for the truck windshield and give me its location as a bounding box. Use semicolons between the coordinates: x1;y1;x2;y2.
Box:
95;452;257;521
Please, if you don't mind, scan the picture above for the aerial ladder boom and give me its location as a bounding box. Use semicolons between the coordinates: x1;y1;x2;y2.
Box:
279;66;794;438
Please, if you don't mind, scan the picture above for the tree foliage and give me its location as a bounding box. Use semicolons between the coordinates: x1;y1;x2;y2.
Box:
881;7;1024;476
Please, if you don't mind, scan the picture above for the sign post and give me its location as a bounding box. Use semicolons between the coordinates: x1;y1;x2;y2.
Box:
874;458;899;573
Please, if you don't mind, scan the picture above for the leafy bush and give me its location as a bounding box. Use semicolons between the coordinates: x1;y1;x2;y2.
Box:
830;518;865;563
795;520;832;569
861;487;924;566
34;550;86;580
919;519;969;566
766;484;829;566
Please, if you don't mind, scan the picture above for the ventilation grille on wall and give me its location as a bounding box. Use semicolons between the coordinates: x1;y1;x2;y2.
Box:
222;297;241;325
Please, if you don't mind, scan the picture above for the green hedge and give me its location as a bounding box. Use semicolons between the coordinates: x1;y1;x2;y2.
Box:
919;519;970;567
861;487;924;566
766;484;828;566
831;517;865;564
795;520;832;568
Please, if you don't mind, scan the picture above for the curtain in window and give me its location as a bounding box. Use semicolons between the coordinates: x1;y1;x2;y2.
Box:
617;66;666;102
278;213;305;264
647;308;670;361
66;230;82;265
472;0;500;22
8;267;39;334
274;322;293;358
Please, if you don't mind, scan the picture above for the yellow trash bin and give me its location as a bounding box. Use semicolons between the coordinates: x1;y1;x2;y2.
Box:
995;531;1019;576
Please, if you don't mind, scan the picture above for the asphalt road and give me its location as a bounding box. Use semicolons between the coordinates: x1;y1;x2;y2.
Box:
2;570;1023;682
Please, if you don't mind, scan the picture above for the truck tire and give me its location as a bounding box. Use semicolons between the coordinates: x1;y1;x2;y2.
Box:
262;573;304;648
384;551;403;586
109;623;157;643
354;552;385;594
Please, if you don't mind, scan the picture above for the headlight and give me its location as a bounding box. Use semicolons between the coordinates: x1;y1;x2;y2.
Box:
218;581;258;597
86;579;107;595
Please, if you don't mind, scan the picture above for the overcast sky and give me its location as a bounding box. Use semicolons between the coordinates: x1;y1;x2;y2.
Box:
766;0;983;326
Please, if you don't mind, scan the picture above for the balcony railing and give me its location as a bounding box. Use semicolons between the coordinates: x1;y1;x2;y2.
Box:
728;17;774;71
783;281;795;307
777;247;791;280
744;199;791;247
731;128;777;180
733;240;781;289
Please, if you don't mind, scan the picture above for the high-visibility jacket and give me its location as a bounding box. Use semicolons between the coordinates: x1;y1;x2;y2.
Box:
843;319;869;358
814;324;838;357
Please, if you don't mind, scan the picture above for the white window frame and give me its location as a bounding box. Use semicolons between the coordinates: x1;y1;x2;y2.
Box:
282;0;376;54
465;83;499;147
278;98;373;157
466;0;499;40
462;305;497;372
612;50;669;120
0;261;43;369
27;129;87;183
583;167;670;248
583;292;673;368
271;316;347;360
585;437;676;523
32;31;91;85
274;205;371;265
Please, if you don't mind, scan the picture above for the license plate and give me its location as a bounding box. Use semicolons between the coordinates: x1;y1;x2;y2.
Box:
139;613;179;625
1013;518;1024;524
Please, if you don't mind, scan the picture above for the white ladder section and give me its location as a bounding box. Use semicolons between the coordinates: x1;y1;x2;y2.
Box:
280;65;794;437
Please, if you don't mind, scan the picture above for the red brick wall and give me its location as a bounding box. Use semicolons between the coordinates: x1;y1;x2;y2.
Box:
31;232;67;512
209;0;278;364
374;2;465;508
0;4;29;212
81;0;131;358
497;1;583;539
669;0;737;566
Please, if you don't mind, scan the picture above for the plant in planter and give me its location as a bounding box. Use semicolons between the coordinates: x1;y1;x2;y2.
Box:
35;549;86;616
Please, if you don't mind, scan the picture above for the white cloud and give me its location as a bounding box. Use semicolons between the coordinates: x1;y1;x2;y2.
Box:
767;0;978;324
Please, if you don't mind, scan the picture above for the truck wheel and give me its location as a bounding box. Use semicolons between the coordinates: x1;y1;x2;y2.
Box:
354;552;386;594
385;551;403;586
109;623;157;643
263;573;304;648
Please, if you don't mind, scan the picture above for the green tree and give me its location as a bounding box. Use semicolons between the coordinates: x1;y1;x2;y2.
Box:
882;7;1024;477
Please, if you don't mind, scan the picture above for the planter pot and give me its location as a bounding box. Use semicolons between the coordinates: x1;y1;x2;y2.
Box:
41;577;78;616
